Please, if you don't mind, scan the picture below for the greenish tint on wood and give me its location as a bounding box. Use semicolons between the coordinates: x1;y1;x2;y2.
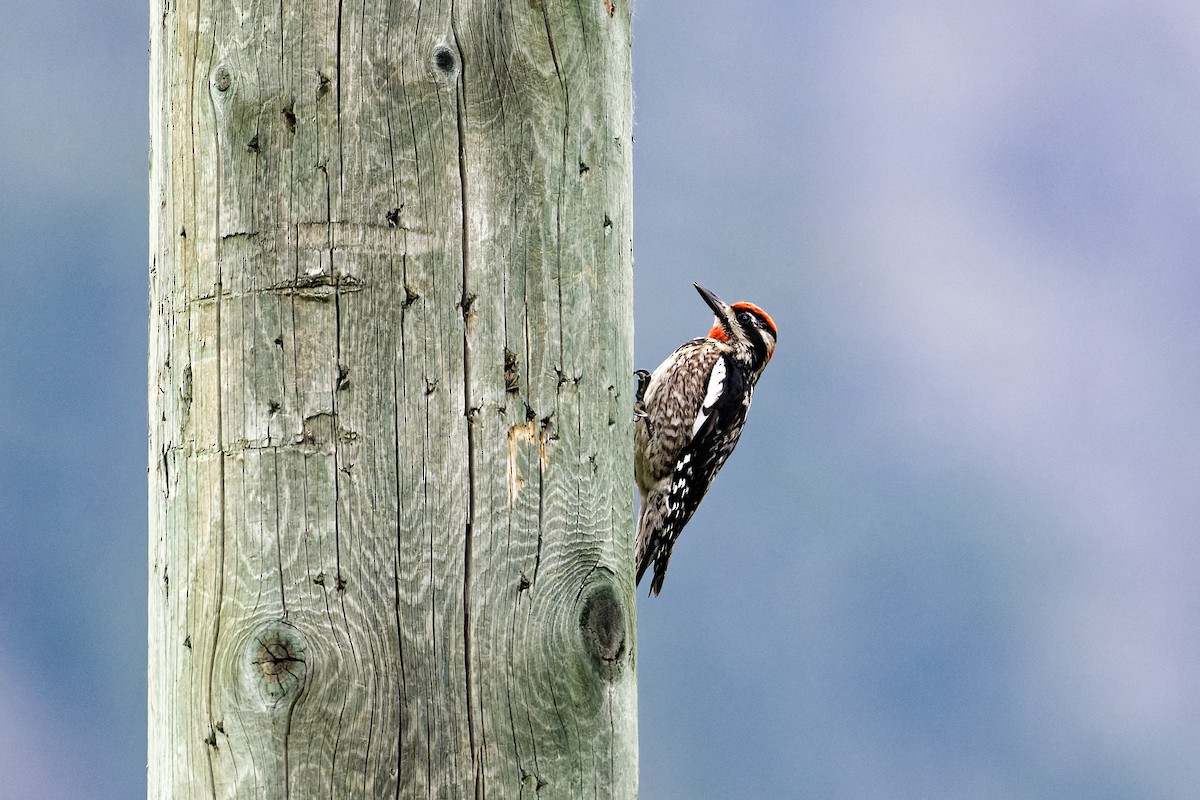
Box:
148;1;636;797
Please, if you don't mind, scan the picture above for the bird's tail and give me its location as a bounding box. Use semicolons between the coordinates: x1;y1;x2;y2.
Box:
635;493;674;596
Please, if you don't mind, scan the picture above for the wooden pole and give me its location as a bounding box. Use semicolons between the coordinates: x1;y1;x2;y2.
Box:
148;1;636;797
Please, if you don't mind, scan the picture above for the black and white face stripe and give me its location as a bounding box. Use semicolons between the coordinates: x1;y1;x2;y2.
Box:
732;308;776;369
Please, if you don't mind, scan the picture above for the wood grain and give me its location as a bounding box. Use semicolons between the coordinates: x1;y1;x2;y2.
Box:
149;1;636;797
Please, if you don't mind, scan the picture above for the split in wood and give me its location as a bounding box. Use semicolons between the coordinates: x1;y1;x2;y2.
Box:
504;349;520;393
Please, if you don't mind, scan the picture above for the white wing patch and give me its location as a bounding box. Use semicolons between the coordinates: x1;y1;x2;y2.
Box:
692;357;726;437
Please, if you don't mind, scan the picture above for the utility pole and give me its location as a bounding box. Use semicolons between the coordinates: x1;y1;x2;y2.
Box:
148;1;636;797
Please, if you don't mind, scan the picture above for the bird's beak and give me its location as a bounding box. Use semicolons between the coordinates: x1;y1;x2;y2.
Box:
693;282;730;318
694;282;734;340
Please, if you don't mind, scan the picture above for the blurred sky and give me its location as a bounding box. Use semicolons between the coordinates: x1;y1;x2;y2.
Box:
2;0;1199;798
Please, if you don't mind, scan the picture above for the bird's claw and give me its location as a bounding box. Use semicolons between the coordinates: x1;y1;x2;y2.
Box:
633;369;652;427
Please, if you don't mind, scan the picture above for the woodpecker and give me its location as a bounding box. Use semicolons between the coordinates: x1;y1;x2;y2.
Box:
634;283;778;596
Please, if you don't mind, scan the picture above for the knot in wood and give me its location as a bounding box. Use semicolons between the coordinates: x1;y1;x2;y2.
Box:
257;637;300;680
432;45;457;75
579;583;627;681
213;66;232;93
246;622;308;702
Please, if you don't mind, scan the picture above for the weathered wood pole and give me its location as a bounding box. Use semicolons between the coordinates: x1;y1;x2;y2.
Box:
148;1;636;797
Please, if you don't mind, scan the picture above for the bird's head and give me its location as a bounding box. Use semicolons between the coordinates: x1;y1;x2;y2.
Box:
696;283;777;374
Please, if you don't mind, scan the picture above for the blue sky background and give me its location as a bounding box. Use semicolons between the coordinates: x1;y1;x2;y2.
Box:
2;0;1199;797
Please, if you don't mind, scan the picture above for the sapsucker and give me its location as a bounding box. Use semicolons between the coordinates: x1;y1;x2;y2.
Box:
634;283;778;596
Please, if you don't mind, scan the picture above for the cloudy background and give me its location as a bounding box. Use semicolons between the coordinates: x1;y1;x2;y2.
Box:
2;0;1199;797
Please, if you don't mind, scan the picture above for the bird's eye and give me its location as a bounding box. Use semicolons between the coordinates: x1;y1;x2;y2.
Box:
737;311;753;325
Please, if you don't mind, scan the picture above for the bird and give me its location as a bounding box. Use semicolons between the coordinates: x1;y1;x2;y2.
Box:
634;283;777;595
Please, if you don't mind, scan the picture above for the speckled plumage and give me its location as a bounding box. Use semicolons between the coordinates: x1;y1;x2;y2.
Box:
635;284;777;596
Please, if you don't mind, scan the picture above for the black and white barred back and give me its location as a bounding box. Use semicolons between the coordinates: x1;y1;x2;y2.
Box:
634;284;777;596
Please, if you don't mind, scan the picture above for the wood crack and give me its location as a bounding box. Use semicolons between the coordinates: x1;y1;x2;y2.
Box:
449;8;482;797
205;37;228;800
